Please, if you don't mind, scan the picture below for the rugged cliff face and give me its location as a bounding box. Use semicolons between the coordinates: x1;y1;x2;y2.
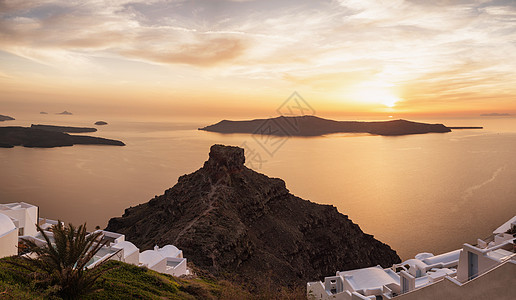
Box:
106;144;401;287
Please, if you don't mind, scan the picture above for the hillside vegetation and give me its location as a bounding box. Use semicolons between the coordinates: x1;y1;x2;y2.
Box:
0;257;305;299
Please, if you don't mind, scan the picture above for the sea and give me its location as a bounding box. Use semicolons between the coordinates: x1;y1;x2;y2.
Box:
1;113;515;260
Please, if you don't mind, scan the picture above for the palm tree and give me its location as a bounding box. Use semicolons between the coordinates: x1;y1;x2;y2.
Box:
14;222;117;299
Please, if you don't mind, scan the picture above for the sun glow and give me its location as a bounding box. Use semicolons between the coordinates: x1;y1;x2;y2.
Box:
350;80;402;108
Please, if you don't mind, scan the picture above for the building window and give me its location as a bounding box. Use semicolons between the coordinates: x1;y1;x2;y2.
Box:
18;227;24;236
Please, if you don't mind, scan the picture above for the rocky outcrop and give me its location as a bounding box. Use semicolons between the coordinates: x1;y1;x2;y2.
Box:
480;113;511;117
0;127;124;148
106;144;401;287
199;116;452;136
0;115;15;122
31;124;97;133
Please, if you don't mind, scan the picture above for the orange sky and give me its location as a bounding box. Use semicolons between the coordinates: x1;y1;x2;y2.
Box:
1;0;515;119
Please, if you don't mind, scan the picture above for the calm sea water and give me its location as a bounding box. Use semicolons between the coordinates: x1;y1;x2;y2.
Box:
1;114;515;260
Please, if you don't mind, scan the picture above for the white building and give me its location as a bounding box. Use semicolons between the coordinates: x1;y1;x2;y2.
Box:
310;265;401;299
307;216;516;300
0;213;18;257
111;241;140;265
0;202;42;257
139;245;188;276
455;216;516;284
0;202;39;237
0;202;189;277
87;231;188;276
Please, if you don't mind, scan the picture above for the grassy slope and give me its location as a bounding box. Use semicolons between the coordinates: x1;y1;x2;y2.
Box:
0;257;306;299
0;257;252;299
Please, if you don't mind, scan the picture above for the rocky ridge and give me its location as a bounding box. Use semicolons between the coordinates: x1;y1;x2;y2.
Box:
199;115;452;136
31;124;97;133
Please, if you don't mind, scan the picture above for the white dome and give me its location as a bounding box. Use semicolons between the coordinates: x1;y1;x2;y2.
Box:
112;241;139;257
158;245;180;258
140;250;164;267
0;213;16;236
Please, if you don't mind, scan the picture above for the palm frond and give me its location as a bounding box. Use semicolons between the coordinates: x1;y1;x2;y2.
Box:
11;221;119;299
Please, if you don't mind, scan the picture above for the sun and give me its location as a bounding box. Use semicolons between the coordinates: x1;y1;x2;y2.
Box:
350;80;402;108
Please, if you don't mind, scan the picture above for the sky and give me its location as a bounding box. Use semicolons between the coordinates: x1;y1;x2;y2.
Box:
1;0;516;119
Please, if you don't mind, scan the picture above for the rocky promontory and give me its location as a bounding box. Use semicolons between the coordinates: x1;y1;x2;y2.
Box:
0;126;124;148
106;144;401;288
0;114;15;122
199;115;452;136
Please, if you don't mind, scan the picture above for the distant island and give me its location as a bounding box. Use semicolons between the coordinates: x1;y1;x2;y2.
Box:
56;111;73;115
31;124;97;133
199;116;456;136
0;114;15;122
0;126;125;148
481;113;512;117
95;121;108;125
40;112;48;114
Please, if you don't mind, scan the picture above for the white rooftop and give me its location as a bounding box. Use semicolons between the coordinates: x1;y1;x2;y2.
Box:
427;267;456;281
414;275;430;288
0;202;37;210
487;249;514;261
421;249;461;266
157;245;180;258
111;241;139;258
140;250;164;267
338;266;399;291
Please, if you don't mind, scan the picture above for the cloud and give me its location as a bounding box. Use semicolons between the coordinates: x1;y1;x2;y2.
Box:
0;0;253;67
283;69;379;89
122;36;248;66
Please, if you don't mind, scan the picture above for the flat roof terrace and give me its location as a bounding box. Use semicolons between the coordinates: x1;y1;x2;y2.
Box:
338;266;399;292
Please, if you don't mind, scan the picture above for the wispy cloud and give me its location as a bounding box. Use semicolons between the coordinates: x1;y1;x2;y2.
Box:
122;36;248;66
